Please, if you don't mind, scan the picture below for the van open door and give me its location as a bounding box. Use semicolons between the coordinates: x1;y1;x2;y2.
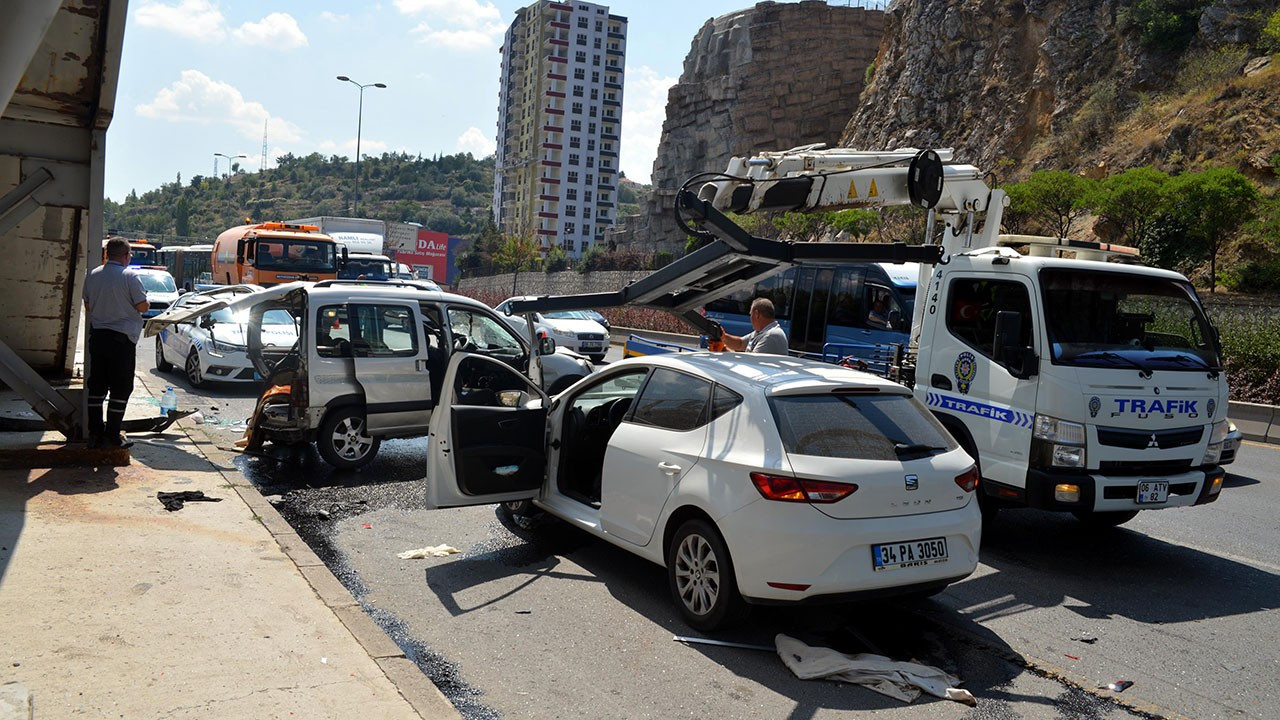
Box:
426;353;548;509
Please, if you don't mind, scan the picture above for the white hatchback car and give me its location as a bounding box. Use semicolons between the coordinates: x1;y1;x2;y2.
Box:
155;286;297;387
426;351;982;630
495;296;611;363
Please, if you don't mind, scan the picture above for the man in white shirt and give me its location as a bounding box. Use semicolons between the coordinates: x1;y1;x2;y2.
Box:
720;297;788;355
83;239;150;447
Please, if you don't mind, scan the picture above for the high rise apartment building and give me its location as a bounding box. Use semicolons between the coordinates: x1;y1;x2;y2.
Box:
493;1;626;258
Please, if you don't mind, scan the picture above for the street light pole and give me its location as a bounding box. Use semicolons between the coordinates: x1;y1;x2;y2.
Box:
336;75;386;215
213;152;247;179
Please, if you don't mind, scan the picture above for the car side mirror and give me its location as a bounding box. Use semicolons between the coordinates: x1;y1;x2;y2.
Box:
199;315;215;330
538;337;556;355
178;288;189;295
994;310;1037;379
888;309;902;331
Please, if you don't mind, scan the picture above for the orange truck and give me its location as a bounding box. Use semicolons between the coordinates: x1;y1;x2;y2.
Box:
210;222;343;287
102;237;161;267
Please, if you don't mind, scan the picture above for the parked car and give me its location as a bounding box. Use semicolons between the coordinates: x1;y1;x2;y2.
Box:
1221;419;1242;465
154;285;292;387
425;351;982;630
495;296;611;362
134;268;180;318
145;281;595;469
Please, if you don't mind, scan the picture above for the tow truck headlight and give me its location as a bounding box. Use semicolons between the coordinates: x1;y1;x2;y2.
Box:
1033;414;1087;468
1202;420;1228;465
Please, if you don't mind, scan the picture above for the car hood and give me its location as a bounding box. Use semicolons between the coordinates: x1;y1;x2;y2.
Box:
542;318;607;334
144;283;301;337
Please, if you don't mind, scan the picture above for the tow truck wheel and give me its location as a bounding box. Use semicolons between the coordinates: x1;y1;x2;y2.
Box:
667;518;749;631
317;407;381;470
155;338;173;372
1071;509;1139;528
185;349;205;388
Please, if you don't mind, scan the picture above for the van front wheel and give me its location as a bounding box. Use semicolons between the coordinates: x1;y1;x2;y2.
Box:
317;407;381;470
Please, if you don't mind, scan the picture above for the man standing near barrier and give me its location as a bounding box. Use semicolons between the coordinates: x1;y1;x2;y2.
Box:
718;297;789;355
83;238;149;447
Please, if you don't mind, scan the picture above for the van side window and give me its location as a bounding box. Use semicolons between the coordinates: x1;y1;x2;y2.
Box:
630;368;712;432
316;305;352;358
946;278;1032;357
349;304;419;357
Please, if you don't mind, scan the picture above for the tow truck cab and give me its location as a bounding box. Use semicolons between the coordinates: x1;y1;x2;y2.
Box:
914;247;1229;522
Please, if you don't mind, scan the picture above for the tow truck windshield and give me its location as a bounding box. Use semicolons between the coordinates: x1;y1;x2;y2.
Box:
1041;269;1221;371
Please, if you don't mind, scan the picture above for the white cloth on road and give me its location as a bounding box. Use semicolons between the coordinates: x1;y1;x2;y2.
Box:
397;545;461;559
775;634;976;706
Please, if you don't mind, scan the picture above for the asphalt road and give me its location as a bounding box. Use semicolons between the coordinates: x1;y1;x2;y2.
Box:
137;338;1280;719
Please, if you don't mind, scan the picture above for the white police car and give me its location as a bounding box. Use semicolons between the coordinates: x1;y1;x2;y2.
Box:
154;286;297;387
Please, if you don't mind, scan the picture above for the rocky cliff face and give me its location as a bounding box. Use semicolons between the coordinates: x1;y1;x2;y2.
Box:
843;0;1278;177
612;1;883;252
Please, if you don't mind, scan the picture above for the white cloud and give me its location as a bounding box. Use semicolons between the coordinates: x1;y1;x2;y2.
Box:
394;0;500;28
136;70;304;144
399;0;505;51
319;11;349;23
456;127;495;157
233;13;308;49
135;0;226;41
317;138;390;158
135;1;307;49
619;66;676;185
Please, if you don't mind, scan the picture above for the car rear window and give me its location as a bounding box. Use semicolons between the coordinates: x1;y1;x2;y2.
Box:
769;394;958;461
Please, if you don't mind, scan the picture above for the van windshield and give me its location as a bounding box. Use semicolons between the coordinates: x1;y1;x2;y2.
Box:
255;239;337;273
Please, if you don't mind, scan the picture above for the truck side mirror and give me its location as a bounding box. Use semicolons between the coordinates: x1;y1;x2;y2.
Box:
538;337;556;355
994;310;1037;379
236;239;246;264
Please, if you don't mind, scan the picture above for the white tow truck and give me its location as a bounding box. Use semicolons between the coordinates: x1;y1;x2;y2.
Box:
691;146;1230;526
513;146;1229;527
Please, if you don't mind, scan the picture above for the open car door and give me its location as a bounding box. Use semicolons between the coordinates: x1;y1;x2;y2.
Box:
426;353;549;509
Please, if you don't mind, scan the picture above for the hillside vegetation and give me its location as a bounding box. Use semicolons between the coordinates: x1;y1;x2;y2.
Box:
105;151;494;241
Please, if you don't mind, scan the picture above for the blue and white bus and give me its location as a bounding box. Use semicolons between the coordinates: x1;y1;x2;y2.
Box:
704;262;918;360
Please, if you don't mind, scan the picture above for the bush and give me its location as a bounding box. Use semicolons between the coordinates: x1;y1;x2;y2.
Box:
1127;0;1211;51
1210;307;1280;404
1219;260;1280;293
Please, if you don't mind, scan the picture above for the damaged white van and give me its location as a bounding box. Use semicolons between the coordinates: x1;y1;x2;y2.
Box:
144;280;594;469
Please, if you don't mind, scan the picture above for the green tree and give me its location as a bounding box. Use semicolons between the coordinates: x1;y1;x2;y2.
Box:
1091;167;1168;245
771;212;828;242
543;245;570;272
494;234;542;273
1162;167;1259;292
1265;9;1280;52
827;208;879;238
1005;170;1097;239
174;197;191;237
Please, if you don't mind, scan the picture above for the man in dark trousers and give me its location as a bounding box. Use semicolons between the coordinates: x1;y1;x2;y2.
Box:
82;239;149;447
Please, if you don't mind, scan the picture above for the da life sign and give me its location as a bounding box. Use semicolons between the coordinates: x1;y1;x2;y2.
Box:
395;229;450;280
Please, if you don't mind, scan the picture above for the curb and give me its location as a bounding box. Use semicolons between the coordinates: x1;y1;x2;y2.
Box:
133;372;460;720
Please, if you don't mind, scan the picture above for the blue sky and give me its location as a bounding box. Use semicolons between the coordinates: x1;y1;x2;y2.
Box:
105;0;851;202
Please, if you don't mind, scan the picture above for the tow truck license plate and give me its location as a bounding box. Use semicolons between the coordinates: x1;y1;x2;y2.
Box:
1137;481;1169;504
872;537;948;572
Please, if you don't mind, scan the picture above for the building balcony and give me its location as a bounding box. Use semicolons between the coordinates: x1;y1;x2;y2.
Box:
541;142;563;150
544;107;564;115
549;38;568;47
547;72;566;80
604;100;621;107
537;228;557;236
541;160;562;167
540;194;560;202
606;47;623;56
604;81;622;90
551;20;569;29
600;150;618;158
601;132;619;141
548;55;567;63
549;2;571;10
543;124;564;133
538;212;559;219
546;90;565;98
608;31;625;39
540;177;561;184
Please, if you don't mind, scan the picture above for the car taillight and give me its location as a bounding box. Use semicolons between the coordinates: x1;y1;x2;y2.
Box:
749;472;858;504
954;466;979;493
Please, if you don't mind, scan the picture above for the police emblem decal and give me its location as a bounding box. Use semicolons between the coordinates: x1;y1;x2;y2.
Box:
954;352;977;394
1089;396;1101;418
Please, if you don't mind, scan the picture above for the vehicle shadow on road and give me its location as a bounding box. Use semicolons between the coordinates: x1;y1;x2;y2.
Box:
965;508;1279;625
419;509;1028;714
0;466;119;583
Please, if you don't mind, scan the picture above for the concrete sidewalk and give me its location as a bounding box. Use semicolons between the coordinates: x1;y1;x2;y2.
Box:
0;377;459;719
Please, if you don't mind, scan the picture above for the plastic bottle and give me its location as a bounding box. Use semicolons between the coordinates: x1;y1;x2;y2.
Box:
160;386;178;417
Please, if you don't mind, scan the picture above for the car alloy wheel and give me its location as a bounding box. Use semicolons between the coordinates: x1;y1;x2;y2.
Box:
667;519;748;631
317;407;381;470
185;349;204;388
